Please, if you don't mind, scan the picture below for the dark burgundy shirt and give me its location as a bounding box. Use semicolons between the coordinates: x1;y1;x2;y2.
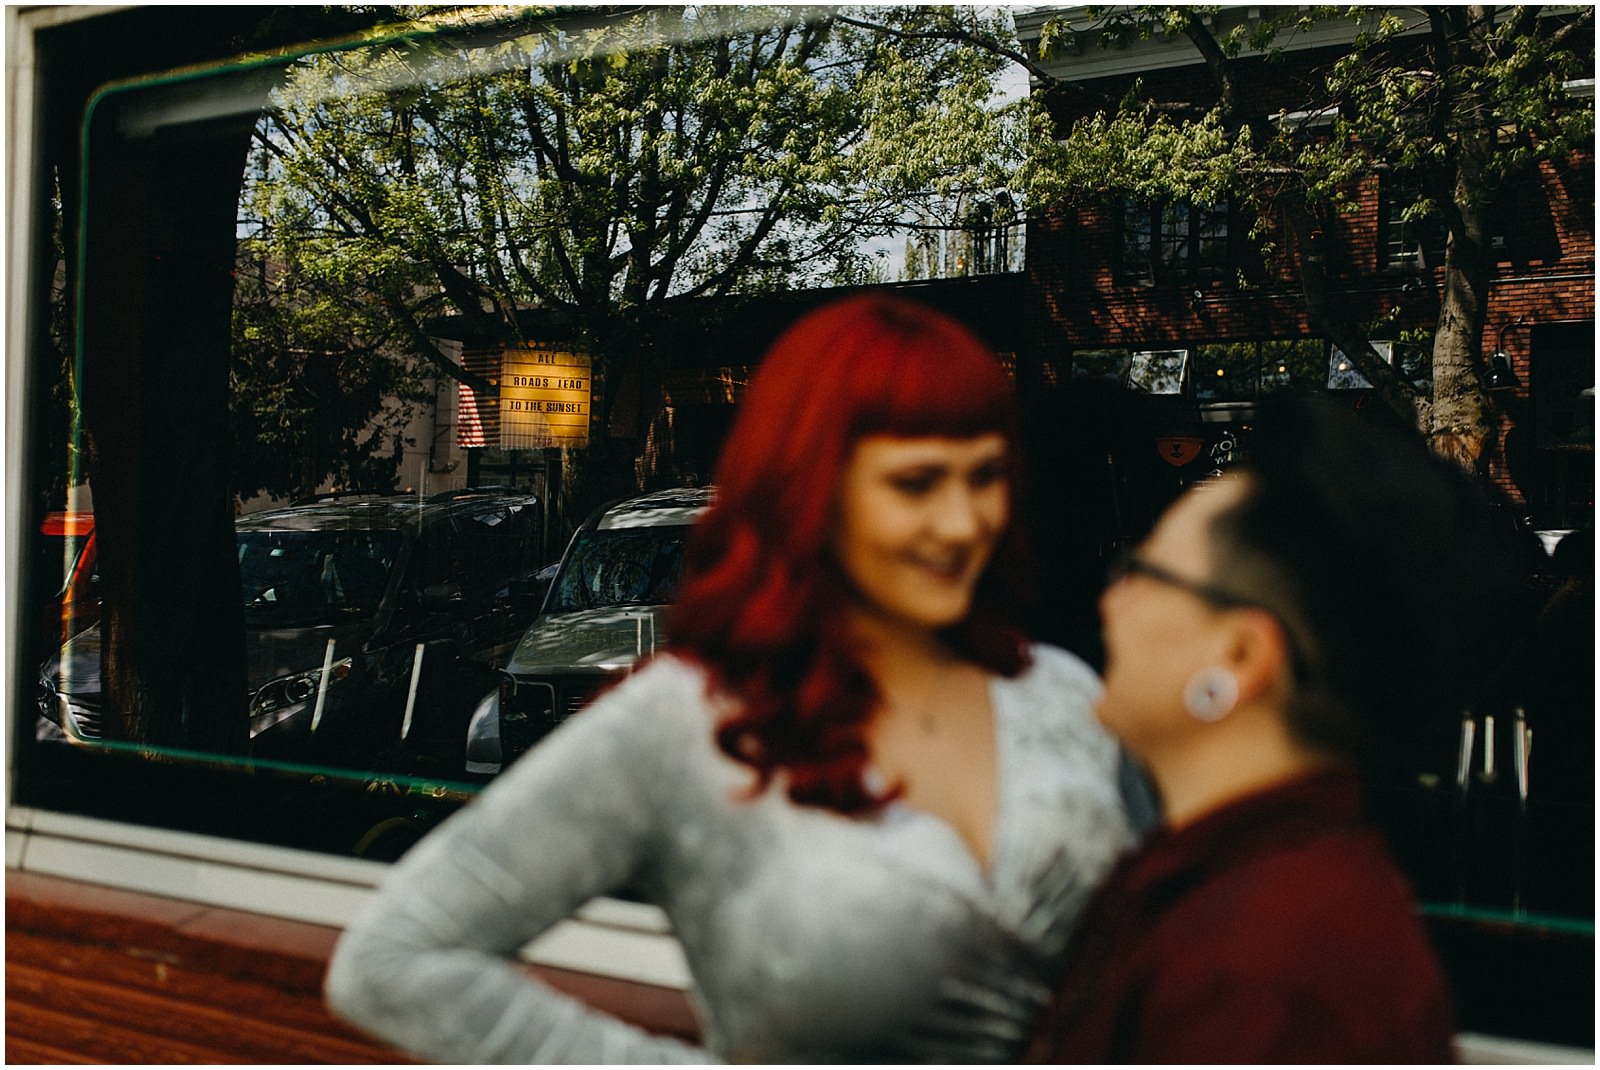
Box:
1027;770;1456;1064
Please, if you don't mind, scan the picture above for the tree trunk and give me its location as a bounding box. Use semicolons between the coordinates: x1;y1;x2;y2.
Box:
542;303;672;542
1425;7;1499;470
79;90;257;753
1428;216;1496;469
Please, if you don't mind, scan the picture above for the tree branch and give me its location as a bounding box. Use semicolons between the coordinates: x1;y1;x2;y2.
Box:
383;295;499;394
831;10;1117;111
1180;9;1237;125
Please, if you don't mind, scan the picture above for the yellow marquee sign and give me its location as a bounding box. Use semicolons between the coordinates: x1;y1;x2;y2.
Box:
499;345;592;449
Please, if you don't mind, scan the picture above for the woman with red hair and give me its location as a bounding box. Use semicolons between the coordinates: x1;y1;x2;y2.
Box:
327;294;1142;1063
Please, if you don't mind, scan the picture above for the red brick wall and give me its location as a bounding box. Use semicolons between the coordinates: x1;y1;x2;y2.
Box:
1022;48;1594;519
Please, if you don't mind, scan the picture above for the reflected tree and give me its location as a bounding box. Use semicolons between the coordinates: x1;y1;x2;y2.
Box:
47;5;1024;755
230;247;433;501
1008;5;1594;464
241;5;1025;532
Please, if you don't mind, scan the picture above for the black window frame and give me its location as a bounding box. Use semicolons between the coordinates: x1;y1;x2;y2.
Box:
1116;196;1232;286
1072;340;1334;401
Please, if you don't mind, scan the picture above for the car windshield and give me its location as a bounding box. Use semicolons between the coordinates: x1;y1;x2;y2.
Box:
40;532;91;598
238;529;401;622
545;527;691;613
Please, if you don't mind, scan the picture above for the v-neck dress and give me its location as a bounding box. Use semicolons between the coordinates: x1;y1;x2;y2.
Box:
325;645;1139;1063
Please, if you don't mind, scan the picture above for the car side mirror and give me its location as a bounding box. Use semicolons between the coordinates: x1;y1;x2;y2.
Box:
419;582;464;612
507;574;552;611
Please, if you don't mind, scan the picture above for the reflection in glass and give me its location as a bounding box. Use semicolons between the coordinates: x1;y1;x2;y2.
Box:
1195;341;1257;401
1328;340;1393;390
52;7;1020;776
240;530;400;619
37;496;543;774
1070;349;1132;384
547;527;691;613
1260;339;1326;394
17;8;1590;936
1129;349;1187;395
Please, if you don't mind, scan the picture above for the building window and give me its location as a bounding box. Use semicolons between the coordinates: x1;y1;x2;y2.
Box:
1068;348;1189;395
1329;339;1433;392
1328;340;1398;389
965;193;1020;275
1196;339;1327;401
1380;175;1448;271
1118;197;1230;285
1129;349;1188;394
20;6;1063;866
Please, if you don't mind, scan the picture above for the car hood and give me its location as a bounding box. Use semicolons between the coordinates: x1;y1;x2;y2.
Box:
504;605;669;674
245;622;374;685
46;624;103;697
47;620;375;698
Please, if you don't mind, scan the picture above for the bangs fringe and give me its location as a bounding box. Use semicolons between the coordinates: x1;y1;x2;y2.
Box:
842;305;1017;443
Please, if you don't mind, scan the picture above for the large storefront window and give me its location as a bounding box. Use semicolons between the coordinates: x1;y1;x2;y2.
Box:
1194;339;1327;400
7;10;1591;1052
11;5;1031;861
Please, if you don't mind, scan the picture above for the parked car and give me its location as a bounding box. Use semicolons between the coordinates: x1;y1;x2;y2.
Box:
464;486;714;776
37;489;546;772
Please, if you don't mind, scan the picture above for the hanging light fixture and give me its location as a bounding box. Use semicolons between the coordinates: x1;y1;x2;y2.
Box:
1485;319;1525;391
1484;350;1519;390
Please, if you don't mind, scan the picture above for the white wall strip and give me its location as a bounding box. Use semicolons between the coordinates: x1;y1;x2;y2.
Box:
5;806;690;990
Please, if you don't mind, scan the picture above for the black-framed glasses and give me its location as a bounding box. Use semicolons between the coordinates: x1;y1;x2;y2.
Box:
1106;550;1314;683
1106;551;1259;611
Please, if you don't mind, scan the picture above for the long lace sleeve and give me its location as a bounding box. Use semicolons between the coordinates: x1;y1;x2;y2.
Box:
324;664;714;1063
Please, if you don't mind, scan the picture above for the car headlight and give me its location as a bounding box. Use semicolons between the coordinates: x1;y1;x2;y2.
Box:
464;685;503;775
36;670;57;719
36;669;101;742
35;672;68;741
250;657;353;717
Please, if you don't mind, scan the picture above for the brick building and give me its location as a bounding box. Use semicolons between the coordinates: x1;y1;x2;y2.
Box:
1013;6;1594;534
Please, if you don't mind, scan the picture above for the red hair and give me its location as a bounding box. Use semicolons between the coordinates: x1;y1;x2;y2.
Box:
669;293;1034;814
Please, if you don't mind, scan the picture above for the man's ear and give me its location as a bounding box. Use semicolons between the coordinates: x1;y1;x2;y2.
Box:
1223;608;1295;706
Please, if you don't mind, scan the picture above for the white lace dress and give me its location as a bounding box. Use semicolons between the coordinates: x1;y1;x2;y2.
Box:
325;646;1140;1063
